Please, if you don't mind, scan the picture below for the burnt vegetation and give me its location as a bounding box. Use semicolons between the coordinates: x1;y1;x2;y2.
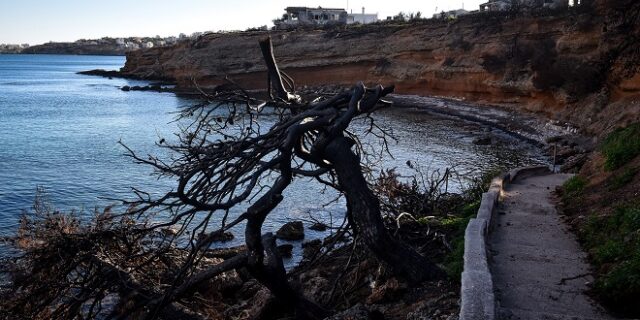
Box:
479;35;606;101
0;37;476;320
478;0;640;103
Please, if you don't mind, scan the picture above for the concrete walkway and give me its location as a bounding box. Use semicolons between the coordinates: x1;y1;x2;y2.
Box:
489;173;613;320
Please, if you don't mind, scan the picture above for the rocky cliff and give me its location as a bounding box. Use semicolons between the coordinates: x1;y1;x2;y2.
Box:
120;1;639;135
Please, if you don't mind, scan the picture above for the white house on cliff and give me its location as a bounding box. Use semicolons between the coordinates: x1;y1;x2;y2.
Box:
347;7;378;24
275;6;378;29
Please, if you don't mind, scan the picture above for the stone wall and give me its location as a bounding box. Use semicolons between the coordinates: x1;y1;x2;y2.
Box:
459;166;550;320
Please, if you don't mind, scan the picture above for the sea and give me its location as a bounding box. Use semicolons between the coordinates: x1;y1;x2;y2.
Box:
0;54;546;261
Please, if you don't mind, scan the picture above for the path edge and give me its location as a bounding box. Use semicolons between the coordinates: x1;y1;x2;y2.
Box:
459;165;550;320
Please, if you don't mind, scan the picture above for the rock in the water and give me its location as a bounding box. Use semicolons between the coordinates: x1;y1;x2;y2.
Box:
210;232;234;242
472;136;492;145
277;244;293;258
309;222;328;231
78;69;122;77
275;221;304;240
197;231;234;243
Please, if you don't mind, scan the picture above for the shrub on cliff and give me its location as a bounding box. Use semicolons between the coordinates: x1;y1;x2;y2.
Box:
481;52;507;74
449;35;473;52
601;123;640;170
558;58;604;99
561;175;587;202
533;57;604;100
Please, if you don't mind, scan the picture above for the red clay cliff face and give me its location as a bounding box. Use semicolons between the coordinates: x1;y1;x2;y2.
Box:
121;17;573;104
121;3;640;133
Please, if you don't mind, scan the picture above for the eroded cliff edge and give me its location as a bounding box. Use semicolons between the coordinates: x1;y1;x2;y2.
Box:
120;1;639;135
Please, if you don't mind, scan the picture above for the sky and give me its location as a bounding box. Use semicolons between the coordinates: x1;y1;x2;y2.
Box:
0;0;484;45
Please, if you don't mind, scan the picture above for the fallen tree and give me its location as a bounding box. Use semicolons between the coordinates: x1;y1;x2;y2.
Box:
0;37;444;319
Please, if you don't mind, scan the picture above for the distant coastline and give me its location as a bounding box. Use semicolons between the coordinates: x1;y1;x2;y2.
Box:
0;34;196;56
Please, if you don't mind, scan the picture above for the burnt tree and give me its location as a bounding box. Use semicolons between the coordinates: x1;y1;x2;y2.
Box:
1;37;443;320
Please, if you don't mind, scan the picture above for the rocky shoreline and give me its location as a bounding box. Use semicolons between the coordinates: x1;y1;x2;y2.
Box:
78;68;571;143
78;69;171;81
79;66;592;172
179;217;462;319
386;94;594;172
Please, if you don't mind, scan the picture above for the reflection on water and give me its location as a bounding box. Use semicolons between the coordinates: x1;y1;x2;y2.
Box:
0;54;547;262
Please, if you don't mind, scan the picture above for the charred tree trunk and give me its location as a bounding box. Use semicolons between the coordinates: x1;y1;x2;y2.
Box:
259;37;299;103
324;137;445;282
257;36;444;283
5;35;450;320
243;153;328;319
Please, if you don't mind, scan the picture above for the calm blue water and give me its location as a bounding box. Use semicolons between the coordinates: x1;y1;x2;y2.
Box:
0;55;183;232
0;54;546;259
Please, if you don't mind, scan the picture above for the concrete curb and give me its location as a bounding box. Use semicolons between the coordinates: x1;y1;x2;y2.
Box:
459;166;550;320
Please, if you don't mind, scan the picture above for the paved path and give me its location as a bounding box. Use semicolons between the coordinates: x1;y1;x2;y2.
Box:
489;173;613;320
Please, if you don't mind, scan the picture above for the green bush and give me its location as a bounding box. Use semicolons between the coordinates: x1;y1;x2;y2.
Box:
562;175;587;202
594;239;626;265
437;199;480;280
596;255;640;309
601;123;640;170
461;200;481;218
443;210;476;280
434;169;499;282
444;236;466;279
579;204;640;316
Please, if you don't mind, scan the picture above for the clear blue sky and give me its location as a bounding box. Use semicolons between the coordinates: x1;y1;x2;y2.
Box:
0;0;483;45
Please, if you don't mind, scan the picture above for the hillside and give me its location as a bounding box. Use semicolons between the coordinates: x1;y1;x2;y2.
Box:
560;123;640;317
119;1;639;137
